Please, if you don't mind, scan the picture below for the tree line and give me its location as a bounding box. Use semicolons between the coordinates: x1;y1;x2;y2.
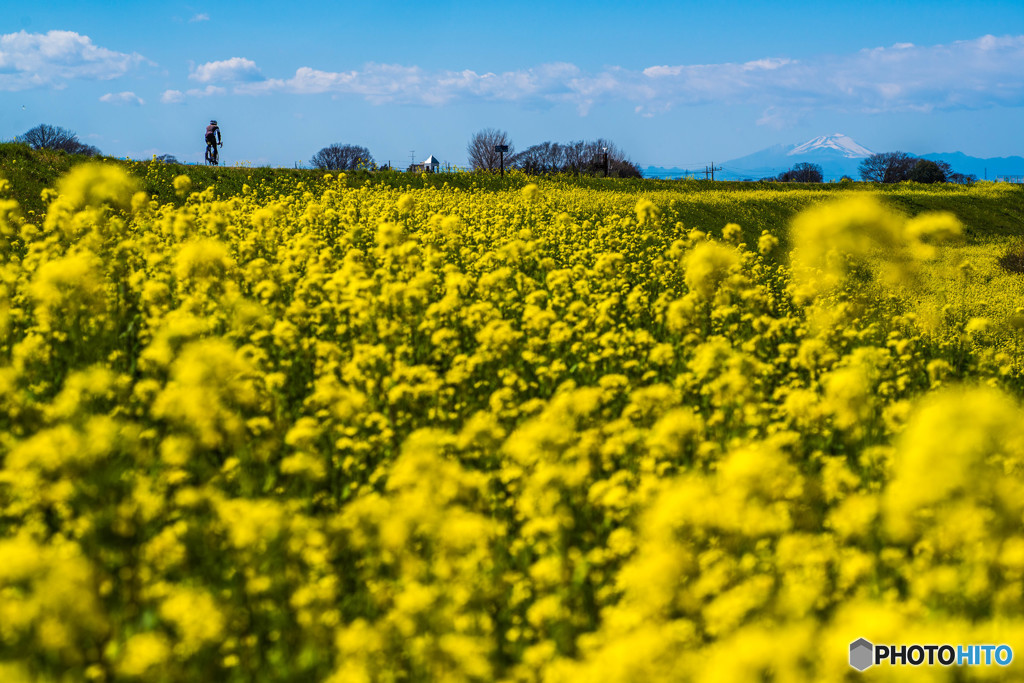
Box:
311;136;976;185
14;121;981;186
856;151;976;184
308;129;642;178
465;128;642;177
770;153;977;184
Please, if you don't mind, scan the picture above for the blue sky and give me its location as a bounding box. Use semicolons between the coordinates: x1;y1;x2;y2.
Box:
3;0;1023;168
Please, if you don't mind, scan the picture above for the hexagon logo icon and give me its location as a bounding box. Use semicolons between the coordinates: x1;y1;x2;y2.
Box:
850;638;874;671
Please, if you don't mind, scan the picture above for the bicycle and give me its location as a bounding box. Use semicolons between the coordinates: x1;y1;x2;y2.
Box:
205;142;221;166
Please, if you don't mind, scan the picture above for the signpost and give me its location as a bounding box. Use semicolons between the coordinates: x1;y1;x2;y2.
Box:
494;144;509;176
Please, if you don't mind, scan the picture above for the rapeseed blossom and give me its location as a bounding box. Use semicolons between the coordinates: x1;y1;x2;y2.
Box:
0;159;1021;681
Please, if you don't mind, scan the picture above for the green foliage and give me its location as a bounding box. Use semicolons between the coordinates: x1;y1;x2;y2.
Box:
908;158;948;184
0;142;95;216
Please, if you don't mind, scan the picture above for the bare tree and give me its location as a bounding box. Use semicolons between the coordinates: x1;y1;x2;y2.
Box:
589;139;642;178
777;162;823;182
560;139;602;174
21;124;77;150
310;144;374;170
558;139;640;177
467;128;514;171
515;142;565;175
68;141;101;157
608;157;643;179
560;140;588;174
509;136;640;177
858;151;917;183
582;139;611;175
20;124;100;156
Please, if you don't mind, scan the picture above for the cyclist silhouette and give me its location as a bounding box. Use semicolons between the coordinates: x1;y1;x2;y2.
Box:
205;120;222;165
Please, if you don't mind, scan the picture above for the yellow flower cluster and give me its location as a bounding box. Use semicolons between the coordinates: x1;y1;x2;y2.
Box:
0;161;1023;681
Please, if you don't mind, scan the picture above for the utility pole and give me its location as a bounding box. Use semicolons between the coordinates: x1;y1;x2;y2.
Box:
409;150;416;170
705;163;722;181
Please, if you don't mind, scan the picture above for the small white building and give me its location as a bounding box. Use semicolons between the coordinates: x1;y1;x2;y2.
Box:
411;155;441;173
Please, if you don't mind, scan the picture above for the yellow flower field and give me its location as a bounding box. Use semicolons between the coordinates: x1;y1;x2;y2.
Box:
1;161;1024;681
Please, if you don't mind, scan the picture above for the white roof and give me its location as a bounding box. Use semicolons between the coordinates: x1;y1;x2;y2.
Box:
422;155;440;165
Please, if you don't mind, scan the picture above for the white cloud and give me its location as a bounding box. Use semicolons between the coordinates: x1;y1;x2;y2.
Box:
234;61;598;108
161;89;184;103
190;57;262;83
755;105;809;130
190;85;225;96
188;85;225;97
189;13;210;23
168;34;1024;119
638;35;1024;114
642;65;683;78
100;91;144;105
161;85;226;103
0;30;147;91
742;57;794;71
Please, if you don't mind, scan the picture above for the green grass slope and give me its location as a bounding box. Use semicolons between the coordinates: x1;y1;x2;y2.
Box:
4;143;1021;240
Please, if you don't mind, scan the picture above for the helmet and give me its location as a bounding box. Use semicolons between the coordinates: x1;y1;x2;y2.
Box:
210;120;218;125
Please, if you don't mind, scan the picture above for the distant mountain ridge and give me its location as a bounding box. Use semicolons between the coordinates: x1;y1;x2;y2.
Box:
917;152;1024;181
646;133;1024;181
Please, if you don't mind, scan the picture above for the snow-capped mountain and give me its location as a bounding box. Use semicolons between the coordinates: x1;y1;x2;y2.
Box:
647;133;875;180
710;133;874;180
787;133;874;159
646;133;1023;181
